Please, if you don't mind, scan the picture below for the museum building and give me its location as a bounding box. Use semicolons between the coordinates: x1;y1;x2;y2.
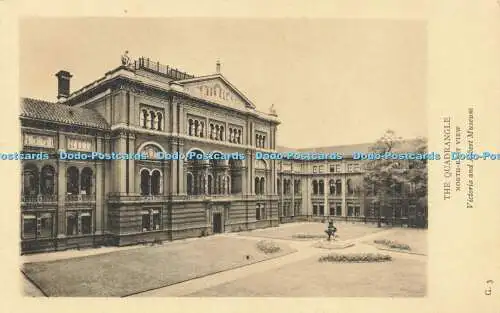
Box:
19;56;425;254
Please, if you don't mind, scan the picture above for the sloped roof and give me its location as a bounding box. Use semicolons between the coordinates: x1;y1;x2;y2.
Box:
20;98;109;130
276;139;423;156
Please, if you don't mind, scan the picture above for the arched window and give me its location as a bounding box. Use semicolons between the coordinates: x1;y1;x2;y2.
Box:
188;119;194;136
255;177;260;194
67;167;79;195
347;179;353;195
199;122;205;138
194;120;199;137
215;125;220;140
336;179;342;195
312;180;318;195
208;175;213;195
23;164;39;196
144;112;153;128
219;126;224;141
157;113;163;131
319;180;324;195
186;173;193;195
40;166;55;195
237;130;242;144
152;112;158;130
149;111;155;129
80;167;93;195
260;177;265;195
395;182;403;194
151;170;161;195
329;179;335;195
141;110;148;128
140;169;150;195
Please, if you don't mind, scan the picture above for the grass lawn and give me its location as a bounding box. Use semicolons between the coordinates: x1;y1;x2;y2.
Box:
239;222;385;241
22;236;296;297
368;228;427;255
187;255;426;297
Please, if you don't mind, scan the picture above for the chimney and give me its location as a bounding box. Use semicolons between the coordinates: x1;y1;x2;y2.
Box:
55;70;72;101
216;59;221;74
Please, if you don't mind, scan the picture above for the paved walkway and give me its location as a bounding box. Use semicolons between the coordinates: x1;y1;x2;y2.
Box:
22;227;425;297
132;227;422;297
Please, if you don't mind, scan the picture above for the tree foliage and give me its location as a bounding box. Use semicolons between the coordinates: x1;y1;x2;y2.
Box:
363;130;428;218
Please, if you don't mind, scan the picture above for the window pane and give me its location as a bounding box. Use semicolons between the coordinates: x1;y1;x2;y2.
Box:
81;215;92;234
142;214;150;231
22;215;36;239
152;213;160;230
39;214;53;238
67;213;78;235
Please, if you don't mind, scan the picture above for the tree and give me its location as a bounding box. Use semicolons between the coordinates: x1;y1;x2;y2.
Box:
363;130;427;227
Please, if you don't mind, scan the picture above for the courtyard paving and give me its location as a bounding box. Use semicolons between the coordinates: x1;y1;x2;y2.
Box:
22;222;427;297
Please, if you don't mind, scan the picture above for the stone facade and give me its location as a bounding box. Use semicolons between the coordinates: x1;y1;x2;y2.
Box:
19;57;426;254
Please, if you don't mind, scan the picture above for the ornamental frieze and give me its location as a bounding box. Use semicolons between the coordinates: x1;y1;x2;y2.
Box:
23;134;55;148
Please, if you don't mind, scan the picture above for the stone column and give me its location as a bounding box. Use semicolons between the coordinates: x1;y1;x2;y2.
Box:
57;160;66;237
171;99;178;134
95;161;104;235
341;174;347;217
127;133;136;194
177;139;185;195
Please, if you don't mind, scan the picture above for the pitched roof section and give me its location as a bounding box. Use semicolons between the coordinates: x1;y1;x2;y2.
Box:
276;139;423;156
176;74;257;110
20;98;109;130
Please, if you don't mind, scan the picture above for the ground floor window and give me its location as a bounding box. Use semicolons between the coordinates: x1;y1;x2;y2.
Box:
22;214;37;239
354;206;361;217
329;205;335;216
22;212;54;240
319;205;324;216
336;205;342;216
313;205;318;216
142;209;161;231
348;206;354;216
294;202;300;216
256;204;266;220
66;211;93;236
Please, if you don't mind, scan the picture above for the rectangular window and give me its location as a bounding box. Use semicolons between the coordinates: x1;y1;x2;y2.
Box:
355;206;361;217
142;211;150;231
39;213;53;238
81;212;92;235
313;166;317;173
313;205;318;216
66;212;78;236
319;166;324;173
22;214;36;239
329;206;335;216
329;165;335;173
152;210;161;230
348;206;354;216
261;205;266;219
66;211;92;236
319;205;324;216
256;205;261;220
347;164;354;172
336;205;342;216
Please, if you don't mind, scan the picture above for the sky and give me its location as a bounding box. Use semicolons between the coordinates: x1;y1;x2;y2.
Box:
19;17;427;148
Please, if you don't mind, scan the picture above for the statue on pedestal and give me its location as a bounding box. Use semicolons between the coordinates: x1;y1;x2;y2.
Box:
121;50;131;66
325;219;337;241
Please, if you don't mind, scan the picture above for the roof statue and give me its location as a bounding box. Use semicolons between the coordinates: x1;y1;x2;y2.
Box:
269;103;277;116
121;50;131;66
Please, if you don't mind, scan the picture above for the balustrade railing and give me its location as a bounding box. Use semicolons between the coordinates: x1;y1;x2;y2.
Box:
65;194;96;202
21;194;58;203
107;193;168;202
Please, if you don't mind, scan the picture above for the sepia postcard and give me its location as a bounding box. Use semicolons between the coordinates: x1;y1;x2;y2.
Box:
0;0;499;312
